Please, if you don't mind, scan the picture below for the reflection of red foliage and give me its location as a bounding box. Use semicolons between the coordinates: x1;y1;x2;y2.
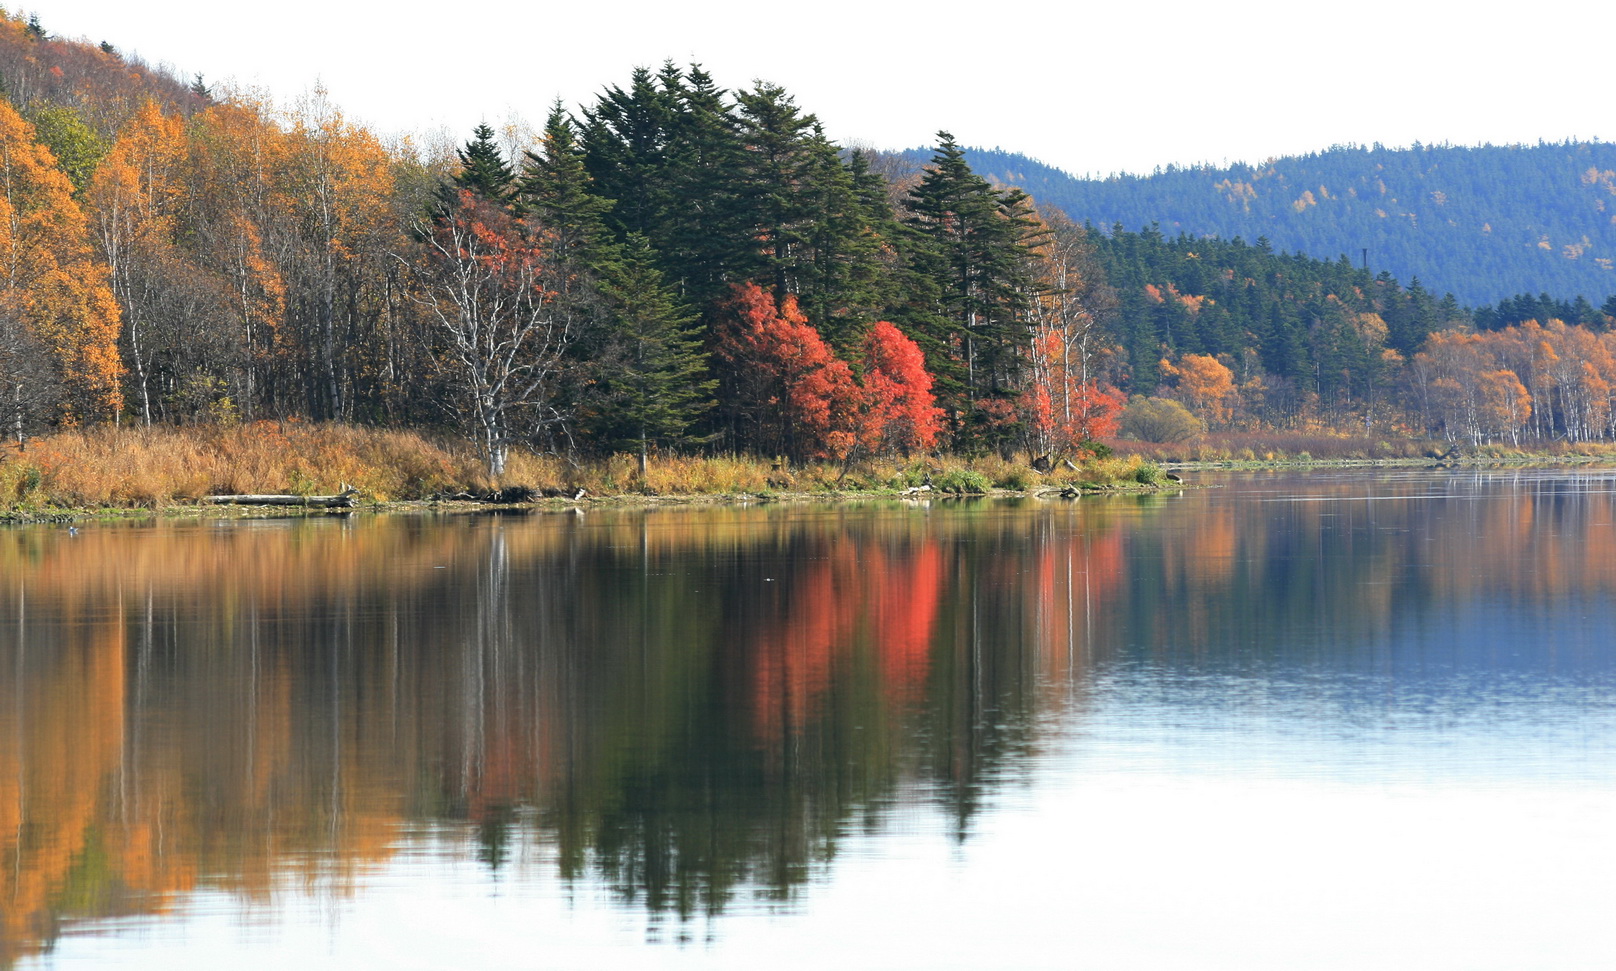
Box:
748;550;856;744
466;730;525;824
870;541;941;701
747;539;945;745
1029;527;1122;680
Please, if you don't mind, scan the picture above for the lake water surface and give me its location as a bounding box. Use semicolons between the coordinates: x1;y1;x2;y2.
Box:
4;469;1616;969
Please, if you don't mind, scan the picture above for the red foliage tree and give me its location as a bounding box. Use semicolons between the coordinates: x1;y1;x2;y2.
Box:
412;190;575;476
852;320;943;458
715;281;854;460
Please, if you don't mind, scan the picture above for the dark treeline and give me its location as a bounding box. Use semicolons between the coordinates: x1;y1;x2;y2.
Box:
6;11;1616;469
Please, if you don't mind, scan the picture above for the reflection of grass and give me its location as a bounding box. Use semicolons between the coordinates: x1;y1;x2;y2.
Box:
0;423;1170;510
1113;431;1616;466
1113;431;1436;463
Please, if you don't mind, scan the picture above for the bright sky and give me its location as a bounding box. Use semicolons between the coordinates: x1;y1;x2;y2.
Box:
26;0;1616;177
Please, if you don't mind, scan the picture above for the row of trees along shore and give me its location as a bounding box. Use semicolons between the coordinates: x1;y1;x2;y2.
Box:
4;12;1616;481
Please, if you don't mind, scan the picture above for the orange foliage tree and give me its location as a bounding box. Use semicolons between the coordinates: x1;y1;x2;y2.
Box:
0;97;121;437
1021;325;1125;457
1410;322;1616;444
281;89;400;419
1161;352;1236;427
85;100;188;424
186;98;293;419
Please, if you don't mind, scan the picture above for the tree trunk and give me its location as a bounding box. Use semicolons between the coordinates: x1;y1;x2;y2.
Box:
205;487;359;507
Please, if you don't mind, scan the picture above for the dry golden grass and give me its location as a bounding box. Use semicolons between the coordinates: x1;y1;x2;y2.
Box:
0;423;1166;510
1;423;478;506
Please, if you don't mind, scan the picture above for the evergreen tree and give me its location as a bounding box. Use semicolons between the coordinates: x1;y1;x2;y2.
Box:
516;101;616;270
580;67;674;240
657;64;746;314
904;132;1046;425
733;81;819;305
449;123;515;202
591;234;715;472
796;138;900;352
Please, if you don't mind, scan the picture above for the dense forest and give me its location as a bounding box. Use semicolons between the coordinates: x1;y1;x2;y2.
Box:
944;143;1616;309
3;10;1616;476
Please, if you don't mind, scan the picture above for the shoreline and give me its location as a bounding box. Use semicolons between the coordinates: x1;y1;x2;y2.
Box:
8;454;1616;526
2;480;1177;525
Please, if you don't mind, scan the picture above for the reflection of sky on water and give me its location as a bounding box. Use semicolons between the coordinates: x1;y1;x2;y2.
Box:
1070;595;1616;786
43;747;1616;971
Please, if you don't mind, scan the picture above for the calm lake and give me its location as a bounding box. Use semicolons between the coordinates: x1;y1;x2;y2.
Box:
4;469;1616;969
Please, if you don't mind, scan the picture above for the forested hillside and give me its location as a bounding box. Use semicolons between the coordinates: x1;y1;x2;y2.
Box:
943;143;1616;309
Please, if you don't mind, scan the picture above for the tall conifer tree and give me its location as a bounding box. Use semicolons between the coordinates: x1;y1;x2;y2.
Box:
517;101;616;270
592;233;715;472
905;132;1046;426
448;123;515;202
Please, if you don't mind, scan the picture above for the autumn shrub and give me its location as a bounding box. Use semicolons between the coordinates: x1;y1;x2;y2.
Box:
1119;397;1202;444
1074;453;1148;486
0;457;45;505
1112;430;1445;463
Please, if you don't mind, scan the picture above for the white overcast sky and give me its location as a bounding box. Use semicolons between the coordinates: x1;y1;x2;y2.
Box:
24;0;1616;177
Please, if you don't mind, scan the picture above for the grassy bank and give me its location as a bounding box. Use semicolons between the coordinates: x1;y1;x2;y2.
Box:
0;423;1171;513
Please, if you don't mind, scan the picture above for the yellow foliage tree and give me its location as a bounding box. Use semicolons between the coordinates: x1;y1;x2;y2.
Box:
1161;353;1236;427
0;97;122;431
188;98;292;418
85;100;188;424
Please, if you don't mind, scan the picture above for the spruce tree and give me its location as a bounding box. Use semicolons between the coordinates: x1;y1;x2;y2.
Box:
580;67;674;240
448;123;515;202
516;101;616;270
796;139;901;353
658;64;746;315
905;132;1046;423
733;82;819;306
592;234;715;473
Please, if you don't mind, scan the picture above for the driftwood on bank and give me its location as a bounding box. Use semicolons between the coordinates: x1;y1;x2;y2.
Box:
205;486;359;508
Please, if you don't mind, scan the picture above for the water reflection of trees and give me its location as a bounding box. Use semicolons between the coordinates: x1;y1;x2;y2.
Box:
3;477;1615;957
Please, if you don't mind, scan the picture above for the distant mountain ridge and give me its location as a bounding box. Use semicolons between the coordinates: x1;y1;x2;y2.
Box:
909;142;1616;308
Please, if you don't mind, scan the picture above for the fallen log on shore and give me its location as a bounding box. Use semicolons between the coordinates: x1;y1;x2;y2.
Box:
205;486;359;508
